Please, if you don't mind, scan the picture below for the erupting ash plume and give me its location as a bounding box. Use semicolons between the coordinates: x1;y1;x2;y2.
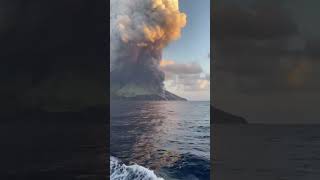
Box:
110;0;187;97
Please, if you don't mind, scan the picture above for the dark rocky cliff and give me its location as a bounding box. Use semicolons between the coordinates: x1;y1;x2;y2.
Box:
212;106;248;124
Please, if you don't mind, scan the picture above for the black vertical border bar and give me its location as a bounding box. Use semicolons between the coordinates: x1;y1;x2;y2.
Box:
210;0;216;179
106;0;111;179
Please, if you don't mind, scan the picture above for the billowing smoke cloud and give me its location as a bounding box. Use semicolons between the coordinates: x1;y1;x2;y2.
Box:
110;0;187;95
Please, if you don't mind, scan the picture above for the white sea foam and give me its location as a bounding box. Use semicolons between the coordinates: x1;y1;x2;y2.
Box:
110;156;164;180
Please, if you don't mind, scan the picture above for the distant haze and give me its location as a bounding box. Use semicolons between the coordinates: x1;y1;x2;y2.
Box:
213;0;320;123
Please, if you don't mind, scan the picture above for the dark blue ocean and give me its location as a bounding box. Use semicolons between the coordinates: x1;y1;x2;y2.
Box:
110;101;210;180
214;124;320;180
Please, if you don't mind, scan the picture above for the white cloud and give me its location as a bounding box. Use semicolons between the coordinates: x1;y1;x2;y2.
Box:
160;60;210;93
161;61;203;75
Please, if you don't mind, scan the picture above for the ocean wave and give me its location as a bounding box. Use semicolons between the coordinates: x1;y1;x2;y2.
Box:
110;156;164;180
159;153;210;180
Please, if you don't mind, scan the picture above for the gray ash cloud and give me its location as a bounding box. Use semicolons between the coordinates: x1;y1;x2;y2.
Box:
110;0;186;96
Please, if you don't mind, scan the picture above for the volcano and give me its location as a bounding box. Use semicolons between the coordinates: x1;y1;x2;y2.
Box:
110;82;187;101
110;0;187;101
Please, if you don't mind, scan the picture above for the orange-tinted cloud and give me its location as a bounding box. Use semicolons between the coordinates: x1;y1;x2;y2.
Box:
160;60;175;67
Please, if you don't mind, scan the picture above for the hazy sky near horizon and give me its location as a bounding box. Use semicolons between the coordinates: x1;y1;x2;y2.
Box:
161;0;210;101
213;0;320;123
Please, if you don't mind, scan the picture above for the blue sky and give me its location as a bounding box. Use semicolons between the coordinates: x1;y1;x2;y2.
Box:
162;0;210;100
163;0;210;73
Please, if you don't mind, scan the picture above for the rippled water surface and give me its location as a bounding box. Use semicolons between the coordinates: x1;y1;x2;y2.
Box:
214;124;320;180
110;101;210;180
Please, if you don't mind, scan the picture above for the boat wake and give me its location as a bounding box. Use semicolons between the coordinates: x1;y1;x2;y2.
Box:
110;156;164;180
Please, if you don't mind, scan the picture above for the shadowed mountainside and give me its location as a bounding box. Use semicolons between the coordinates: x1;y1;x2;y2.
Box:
212;106;248;124
111;89;187;101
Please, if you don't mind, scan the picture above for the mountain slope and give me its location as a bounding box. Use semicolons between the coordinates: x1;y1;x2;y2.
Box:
212;106;248;124
110;86;187;101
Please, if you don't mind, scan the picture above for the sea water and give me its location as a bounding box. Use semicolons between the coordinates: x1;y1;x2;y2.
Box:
214;124;320;180
110;101;210;180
